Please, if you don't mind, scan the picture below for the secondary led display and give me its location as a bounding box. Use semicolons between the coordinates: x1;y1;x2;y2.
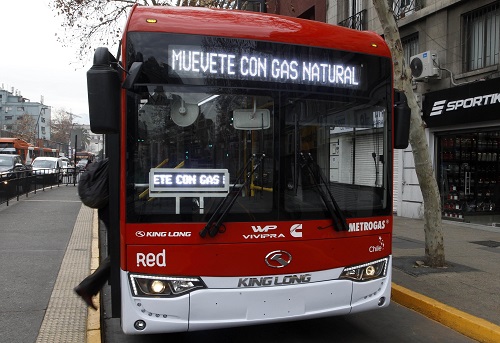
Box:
149;168;229;193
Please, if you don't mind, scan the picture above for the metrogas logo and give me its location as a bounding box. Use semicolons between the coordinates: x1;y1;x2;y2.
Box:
430;92;500;116
348;220;388;232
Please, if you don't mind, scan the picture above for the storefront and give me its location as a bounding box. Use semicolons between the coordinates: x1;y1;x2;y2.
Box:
422;78;500;225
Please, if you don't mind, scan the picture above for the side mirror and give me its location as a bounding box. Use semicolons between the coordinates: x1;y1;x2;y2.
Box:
394;91;411;149
87;47;121;134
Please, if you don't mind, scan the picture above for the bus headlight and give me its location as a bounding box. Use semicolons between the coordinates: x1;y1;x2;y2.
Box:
339;258;388;282
129;274;206;297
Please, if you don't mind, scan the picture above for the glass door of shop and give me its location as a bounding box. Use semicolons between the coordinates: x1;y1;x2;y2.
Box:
438;130;500;225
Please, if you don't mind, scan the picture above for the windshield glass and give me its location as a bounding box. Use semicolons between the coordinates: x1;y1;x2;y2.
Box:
126;87;389;223
125;32;392;223
127;88;274;222
0;157;13;166
33;160;55;168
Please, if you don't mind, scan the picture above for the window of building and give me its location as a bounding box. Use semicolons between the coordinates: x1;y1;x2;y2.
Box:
41;117;46;123
237;0;265;12
41;127;46;134
402;33;419;65
392;0;422;19
17;106;24;111
5;116;13;121
463;2;500;71
339;0;366;30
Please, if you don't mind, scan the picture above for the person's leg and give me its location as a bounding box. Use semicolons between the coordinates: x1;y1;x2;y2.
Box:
74;256;111;310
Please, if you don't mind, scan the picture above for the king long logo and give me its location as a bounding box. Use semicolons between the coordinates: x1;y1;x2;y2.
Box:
430;92;500;116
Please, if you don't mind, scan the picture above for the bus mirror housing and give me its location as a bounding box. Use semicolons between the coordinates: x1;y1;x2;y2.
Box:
87;47;120;134
394;102;411;149
233;109;270;130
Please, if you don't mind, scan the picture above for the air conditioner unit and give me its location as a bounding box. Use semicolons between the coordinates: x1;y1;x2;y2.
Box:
409;51;439;80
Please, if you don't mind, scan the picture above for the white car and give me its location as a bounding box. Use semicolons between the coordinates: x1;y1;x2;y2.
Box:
31;157;64;183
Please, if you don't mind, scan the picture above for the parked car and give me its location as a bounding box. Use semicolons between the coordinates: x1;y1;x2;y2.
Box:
31;157;64;183
0;154;30;181
57;157;73;175
76;159;89;172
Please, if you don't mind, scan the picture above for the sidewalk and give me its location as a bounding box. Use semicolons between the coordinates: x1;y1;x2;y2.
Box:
392;216;500;342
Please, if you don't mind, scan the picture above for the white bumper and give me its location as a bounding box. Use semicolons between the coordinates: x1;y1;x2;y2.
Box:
121;257;392;334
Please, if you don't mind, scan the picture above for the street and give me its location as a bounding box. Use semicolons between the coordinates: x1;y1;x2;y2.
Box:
101;294;475;342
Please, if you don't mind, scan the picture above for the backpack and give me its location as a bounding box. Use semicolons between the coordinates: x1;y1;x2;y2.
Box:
78;158;109;209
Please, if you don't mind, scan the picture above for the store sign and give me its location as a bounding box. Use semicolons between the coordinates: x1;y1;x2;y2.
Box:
423;78;500;127
149;168;229;194
169;45;362;88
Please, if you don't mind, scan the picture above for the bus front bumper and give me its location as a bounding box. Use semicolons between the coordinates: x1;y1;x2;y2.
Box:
120;257;392;334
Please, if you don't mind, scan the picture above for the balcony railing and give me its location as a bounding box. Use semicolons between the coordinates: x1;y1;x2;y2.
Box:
338;10;367;31
393;0;423;20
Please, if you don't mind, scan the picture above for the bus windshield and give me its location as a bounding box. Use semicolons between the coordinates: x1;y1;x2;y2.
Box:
127;87;388;223
124;32;391;224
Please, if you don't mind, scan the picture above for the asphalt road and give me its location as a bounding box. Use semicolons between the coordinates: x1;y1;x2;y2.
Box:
101;287;475;343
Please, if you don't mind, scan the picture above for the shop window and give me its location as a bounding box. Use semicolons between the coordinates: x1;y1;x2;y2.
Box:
463;2;500;71
439;131;500;223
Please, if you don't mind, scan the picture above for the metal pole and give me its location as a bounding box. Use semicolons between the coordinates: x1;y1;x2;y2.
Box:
73;135;78;186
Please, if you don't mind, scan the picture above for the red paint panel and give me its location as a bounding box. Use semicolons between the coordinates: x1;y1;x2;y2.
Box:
124;6;390;57
126;233;391;276
125;216;392;245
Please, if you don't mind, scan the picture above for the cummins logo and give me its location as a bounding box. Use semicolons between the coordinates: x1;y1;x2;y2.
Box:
430;92;500;116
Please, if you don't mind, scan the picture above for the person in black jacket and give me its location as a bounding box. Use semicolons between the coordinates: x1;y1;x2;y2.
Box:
74;159;111;310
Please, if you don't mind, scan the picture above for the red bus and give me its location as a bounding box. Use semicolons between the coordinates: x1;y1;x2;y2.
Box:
87;5;409;334
0;138;32;164
75;151;95;162
42;147;60;158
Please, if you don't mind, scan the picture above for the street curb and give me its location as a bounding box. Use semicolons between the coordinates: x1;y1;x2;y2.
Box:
392;283;500;343
86;209;101;343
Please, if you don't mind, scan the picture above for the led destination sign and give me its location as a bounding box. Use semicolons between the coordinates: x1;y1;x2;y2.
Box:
149;168;229;194
169;45;362;88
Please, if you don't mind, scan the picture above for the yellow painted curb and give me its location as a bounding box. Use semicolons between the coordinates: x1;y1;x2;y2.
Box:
392;283;500;343
87;209;102;343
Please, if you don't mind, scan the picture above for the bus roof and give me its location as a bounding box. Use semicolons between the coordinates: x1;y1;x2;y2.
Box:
125;6;391;58
0;137;30;147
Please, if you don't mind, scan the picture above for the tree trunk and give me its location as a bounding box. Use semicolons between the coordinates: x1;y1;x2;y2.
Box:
372;0;445;267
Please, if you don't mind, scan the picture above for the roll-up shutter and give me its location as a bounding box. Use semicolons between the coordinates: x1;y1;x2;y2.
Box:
354;132;384;187
393;148;400;213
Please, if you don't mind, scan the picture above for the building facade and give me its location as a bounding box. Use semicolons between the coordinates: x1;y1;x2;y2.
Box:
270;0;500;225
0;86;52;143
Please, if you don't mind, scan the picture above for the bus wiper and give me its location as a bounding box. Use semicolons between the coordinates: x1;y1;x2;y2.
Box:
199;154;265;238
299;152;349;232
